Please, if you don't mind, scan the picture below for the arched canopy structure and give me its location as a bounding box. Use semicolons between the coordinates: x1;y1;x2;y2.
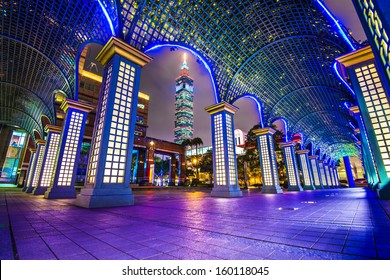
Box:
1;0;359;157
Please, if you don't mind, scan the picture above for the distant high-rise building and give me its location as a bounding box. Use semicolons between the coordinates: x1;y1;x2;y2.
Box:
174;54;194;144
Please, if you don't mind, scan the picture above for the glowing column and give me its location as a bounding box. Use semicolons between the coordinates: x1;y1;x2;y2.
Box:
309;155;323;189
253;128;282;194
44;100;93;199
205;102;242;197
331;162;340;187
297;150;315;190
328;161;336;188
335;167;341;186
343;156;356;188
324;161;333;188
349;106;379;189
26;140;46;193
33;125;62;195
22;148;36;192
337;46;390;198
280;142;303;192
76;37;151;208
318;160;329;188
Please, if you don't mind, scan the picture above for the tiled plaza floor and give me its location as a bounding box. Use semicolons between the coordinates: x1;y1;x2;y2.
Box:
1;187;390;260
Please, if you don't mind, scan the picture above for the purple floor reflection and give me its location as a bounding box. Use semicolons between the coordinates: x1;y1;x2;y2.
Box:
1;187;390;260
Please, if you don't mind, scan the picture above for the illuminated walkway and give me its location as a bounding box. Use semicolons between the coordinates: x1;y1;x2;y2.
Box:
1;187;390;260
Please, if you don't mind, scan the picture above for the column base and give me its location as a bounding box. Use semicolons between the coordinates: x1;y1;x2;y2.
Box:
287;185;303;191
32;186;48;195
211;186;242;197
314;185;324;190
25;186;34;193
322;185;330;189
75;188;135;208
44;186;76;199
377;181;390;199
21;186;28;192
303;185;316;190
261;185;283;194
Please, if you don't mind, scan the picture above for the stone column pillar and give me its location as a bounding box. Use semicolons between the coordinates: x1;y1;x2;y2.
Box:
280;142;303;192
22;148;36;192
349;106;380;189
343;156;356;188
297;150;315;190
308;155;323;189
205;102;242;197
337;46;390;198
44;99;93;199
170;153;176;186
26;140;46;193
328;161;336;188
76;37;151;208
32;125;62;195
335;167;341;186
253;128;282;194
318;160;329;188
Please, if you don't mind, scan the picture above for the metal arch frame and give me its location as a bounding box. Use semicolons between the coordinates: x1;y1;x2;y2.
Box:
144;42;220;103
225;35;350;98
268;117;289;141
268;85;350;117
321;142;359;159
0;81;55;124
312;136;353;153
303;124;353;145
0;107;44;137
291;109;352;133
1;35;73;98
74;39;106;100
230;93;264;128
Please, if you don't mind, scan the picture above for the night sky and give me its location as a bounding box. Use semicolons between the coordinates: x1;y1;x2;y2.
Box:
137;0;367;146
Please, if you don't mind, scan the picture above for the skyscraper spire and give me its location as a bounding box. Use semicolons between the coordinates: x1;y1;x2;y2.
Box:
181;53;189;76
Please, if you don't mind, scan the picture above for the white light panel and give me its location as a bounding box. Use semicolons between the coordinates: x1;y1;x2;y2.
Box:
26;152;37;187
355;64;390;177
259;135;272;186
226;114;236;185
40;133;60;187
284;147;297;186
58;111;84;186
300;154;310;186
103;61;135;184
214;114;226;185
87;64;113;184
319;163;327;186
310;159;321;186
31;143;45;187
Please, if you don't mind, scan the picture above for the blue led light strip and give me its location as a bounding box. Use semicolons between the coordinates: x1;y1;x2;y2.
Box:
98;0;115;36
333;62;356;95
315;0;356;51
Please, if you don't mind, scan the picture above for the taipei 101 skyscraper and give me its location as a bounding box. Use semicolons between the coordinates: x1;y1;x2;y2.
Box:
174;54;194;144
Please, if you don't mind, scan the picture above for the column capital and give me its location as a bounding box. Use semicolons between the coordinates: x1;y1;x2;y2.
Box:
44;125;62;134
205;102;239;115
36;139;46;145
336;45;374;67
29;148;37;153
308;155;318;160
348;105;360;115
354;128;361;134
252;127;276;136
96;36;152;67
60;99;94;114
279;141;296;148
296;149;309;155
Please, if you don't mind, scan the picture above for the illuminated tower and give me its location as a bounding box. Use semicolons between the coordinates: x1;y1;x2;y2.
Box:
174;54;194;144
